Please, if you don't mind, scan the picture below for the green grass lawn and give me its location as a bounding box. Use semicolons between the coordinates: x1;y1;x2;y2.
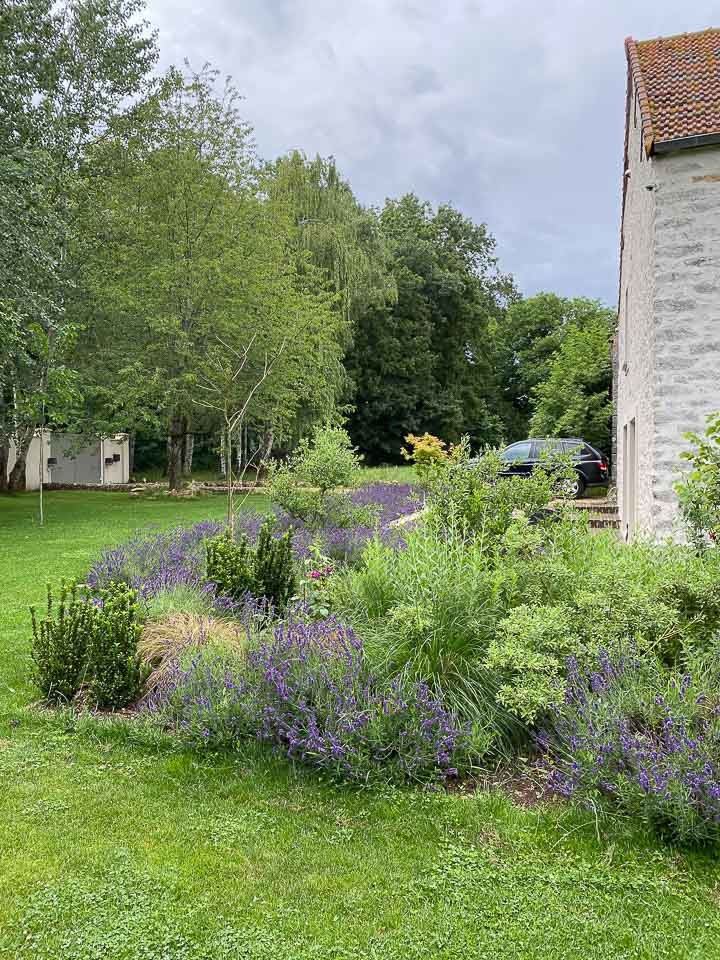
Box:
1;491;719;959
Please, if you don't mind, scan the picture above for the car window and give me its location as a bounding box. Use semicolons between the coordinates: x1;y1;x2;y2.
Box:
540;439;563;456
561;440;583;456
502;441;532;462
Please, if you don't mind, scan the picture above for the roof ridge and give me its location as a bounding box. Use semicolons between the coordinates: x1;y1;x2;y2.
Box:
625;37;655;156
636;26;720;47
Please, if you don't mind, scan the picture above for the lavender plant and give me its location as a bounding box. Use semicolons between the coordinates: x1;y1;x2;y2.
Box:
150;617;466;785
88;521;223;599
86;485;419;617
546;648;720;845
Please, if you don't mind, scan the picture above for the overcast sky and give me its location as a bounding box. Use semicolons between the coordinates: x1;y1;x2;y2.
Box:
145;1;718;306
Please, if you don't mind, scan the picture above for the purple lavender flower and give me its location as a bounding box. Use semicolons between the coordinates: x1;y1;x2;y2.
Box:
148;613;465;785
546;648;720;844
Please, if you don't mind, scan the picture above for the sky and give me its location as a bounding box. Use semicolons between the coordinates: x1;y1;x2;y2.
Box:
144;0;719;306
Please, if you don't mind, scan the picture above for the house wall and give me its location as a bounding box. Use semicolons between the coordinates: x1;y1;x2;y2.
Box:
101;436;130;484
616;87;657;539
6;432;130;488
650;146;720;536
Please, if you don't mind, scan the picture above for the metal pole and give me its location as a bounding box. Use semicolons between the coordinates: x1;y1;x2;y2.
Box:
38;417;44;527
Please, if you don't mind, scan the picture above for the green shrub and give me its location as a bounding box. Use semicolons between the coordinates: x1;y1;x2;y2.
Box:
30;581;93;704
206;532;255;600
268;424;365;528
254;518;296;612
331;530;523;755
487;604;578;722
675;412;720;547
483;524;720;723
87;583;145;709
205;520;297;611
423;438;575;543
292;424;362;491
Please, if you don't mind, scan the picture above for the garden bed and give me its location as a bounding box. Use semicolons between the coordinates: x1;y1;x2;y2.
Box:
6;485;720;958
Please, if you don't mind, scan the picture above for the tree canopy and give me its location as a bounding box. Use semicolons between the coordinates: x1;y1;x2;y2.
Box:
346;194;517;463
0;1;616;490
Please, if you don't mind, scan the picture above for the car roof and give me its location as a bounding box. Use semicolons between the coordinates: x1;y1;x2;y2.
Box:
504;438;602;452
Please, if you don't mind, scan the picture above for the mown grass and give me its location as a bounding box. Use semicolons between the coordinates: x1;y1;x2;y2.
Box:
1;490;719;958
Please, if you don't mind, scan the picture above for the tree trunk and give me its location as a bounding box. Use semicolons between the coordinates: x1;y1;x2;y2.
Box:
166;411;184;491
219;432;227;478
0;440;9;493
182;430;194;476
259;428;274;479
8;435;30;491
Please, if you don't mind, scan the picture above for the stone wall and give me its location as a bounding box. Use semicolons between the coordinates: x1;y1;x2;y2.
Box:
616;87;657;538
652;146;720;535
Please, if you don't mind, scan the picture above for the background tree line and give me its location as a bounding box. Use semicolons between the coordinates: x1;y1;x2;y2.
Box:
0;0;615;491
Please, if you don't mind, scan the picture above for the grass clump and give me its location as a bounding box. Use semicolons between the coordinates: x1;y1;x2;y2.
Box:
139;611;249;707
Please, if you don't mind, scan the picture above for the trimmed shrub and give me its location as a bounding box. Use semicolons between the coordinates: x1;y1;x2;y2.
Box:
253;519;296;612
205;519;297;612
205;532;255;601
87;583;145;709
30;581;93;704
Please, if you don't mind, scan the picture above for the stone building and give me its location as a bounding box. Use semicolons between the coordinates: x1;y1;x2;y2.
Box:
616;28;720;539
6;432;129;490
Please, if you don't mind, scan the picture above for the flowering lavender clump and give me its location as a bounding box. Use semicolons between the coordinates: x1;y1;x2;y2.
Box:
150;616;465;785
546;649;720;844
238;483;421;564
86;484;418;624
87;521;223;597
86;520;254;617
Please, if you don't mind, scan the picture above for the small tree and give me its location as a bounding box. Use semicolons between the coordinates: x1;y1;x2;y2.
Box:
194;334;287;537
268;424;363;527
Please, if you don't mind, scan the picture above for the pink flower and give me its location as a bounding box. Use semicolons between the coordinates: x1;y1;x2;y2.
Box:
310;570;322;580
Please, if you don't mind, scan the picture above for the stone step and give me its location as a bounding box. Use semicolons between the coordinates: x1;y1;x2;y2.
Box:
573;500;617;515
589;517;620;530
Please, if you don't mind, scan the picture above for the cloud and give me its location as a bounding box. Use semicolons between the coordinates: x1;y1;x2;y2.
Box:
145;0;720;304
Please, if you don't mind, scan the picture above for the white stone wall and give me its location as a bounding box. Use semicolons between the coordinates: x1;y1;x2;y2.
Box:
101;436;130;484
652;146;720;535
616;87;657;538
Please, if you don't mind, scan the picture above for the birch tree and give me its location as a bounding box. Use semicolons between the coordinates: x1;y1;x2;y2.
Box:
77;68;344;488
0;0;157;489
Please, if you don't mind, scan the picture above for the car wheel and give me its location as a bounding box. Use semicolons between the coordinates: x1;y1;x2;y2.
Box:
559;474;586;499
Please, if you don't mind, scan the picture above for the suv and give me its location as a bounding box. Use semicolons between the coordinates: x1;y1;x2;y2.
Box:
497;438;609;498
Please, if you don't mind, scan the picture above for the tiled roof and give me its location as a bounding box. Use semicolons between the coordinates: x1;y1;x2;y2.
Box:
626;28;720;154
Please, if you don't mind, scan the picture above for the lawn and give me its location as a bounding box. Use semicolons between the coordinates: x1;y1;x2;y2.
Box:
1;490;720;959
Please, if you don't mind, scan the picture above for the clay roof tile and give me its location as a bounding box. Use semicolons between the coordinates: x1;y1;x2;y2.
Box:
626;28;720;154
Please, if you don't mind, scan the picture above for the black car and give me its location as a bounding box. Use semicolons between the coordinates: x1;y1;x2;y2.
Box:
497;438;609;498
